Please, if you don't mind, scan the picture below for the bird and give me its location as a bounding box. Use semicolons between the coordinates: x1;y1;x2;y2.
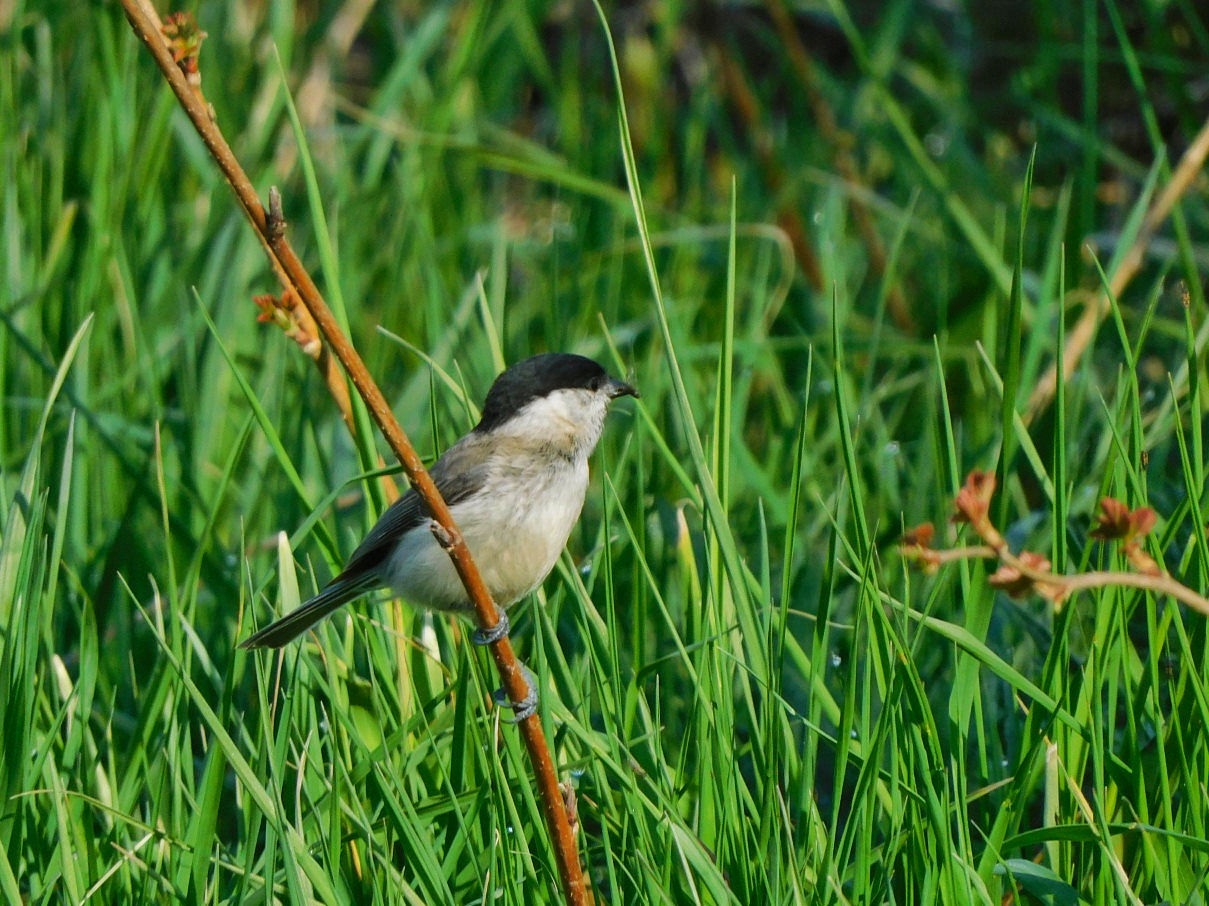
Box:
239;353;638;711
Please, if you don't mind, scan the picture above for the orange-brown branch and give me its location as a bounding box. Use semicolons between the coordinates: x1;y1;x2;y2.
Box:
119;4;585;901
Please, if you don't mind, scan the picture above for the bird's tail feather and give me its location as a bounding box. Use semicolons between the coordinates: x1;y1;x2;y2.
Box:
238;573;379;649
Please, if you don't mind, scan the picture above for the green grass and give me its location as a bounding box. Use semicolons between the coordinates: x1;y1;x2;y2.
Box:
4;1;1209;903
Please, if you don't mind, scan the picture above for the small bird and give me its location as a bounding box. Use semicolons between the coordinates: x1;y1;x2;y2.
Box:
239;353;638;668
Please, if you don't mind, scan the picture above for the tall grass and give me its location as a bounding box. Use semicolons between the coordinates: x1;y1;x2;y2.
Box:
3;1;1209;903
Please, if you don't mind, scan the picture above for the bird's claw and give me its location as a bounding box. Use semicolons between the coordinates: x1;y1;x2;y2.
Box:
493;664;538;723
471;613;534;719
472;610;510;646
427;517;458;549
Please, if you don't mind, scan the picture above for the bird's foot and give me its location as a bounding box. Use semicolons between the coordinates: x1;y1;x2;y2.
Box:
472;610;510;646
493;664;538;723
471;613;536;720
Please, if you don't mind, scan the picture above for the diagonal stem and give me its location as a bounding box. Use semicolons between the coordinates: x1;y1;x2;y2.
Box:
118;3;586;902
1025;114;1209;422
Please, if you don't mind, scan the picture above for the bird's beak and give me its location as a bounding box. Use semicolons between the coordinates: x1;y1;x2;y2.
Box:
609;377;639;400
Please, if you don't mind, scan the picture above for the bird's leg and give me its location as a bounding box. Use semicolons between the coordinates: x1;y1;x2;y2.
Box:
493;663;538;723
470;612;536;720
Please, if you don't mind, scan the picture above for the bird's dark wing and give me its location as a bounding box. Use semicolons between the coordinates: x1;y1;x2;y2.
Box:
335;436;493;582
238;437;495;649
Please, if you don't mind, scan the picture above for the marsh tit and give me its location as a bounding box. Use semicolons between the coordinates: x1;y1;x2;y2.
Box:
239;353;638;660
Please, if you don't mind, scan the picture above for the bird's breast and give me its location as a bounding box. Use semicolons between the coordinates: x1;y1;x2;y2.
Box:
381;458;590;612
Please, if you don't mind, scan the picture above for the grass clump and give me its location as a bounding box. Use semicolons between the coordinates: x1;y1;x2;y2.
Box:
3;2;1209;903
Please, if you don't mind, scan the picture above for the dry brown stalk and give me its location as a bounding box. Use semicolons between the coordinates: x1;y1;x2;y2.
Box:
709;33;825;292
1025;115;1209;423
119;4;586;902
288;0;376;168
764;0;914;332
901;471;1209;617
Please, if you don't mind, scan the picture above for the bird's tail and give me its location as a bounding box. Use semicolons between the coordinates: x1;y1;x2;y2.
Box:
238;573;380;649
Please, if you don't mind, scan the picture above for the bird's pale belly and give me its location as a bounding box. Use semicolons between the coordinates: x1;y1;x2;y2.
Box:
381;464;588;613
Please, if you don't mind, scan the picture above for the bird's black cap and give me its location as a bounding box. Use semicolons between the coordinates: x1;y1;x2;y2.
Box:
476;353;636;432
